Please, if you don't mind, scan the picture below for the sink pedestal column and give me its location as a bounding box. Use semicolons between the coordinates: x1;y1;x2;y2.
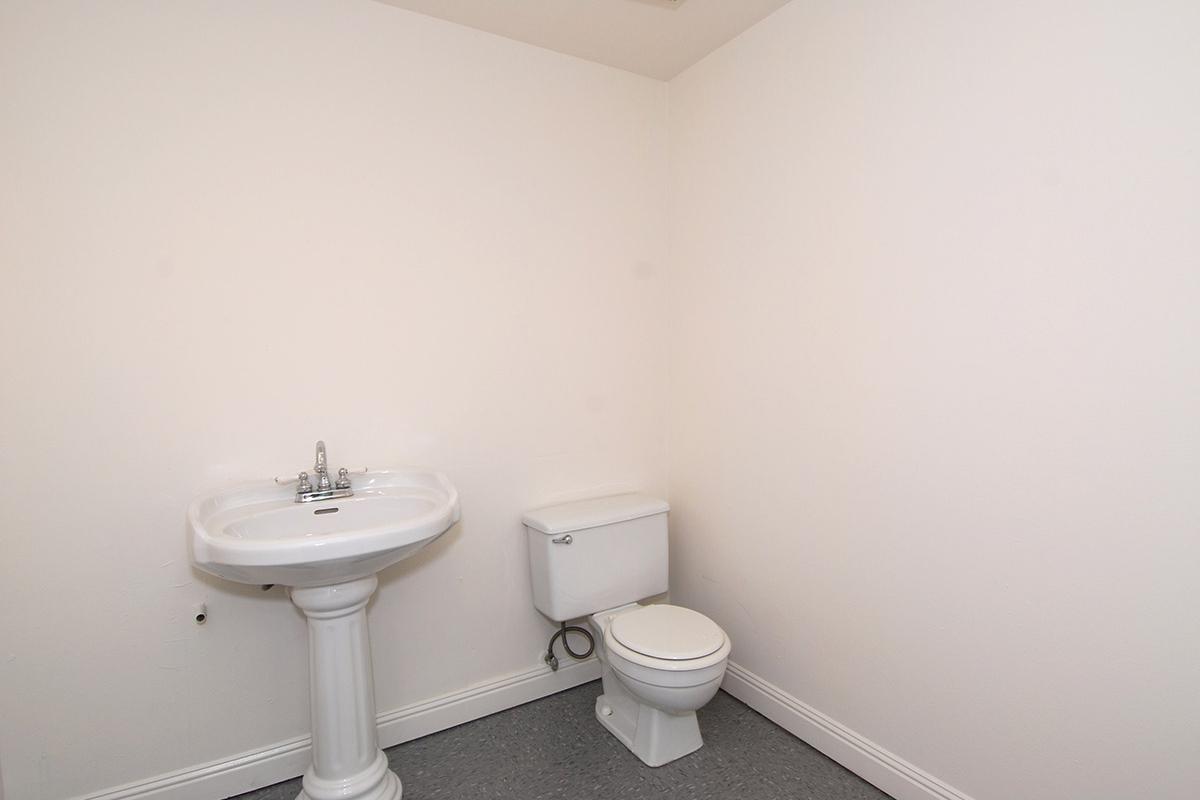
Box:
290;576;402;800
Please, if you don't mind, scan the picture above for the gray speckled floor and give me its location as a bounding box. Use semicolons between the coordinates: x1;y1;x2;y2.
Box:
230;681;893;800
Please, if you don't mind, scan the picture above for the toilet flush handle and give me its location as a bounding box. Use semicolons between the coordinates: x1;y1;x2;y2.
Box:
552;534;573;545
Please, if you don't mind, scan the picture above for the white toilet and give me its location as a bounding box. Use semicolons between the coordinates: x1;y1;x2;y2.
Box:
524;494;731;767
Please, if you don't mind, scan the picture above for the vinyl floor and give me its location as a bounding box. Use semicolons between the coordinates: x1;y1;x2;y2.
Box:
230;680;894;800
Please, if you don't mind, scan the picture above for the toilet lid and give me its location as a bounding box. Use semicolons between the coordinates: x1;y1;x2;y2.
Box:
609;605;725;661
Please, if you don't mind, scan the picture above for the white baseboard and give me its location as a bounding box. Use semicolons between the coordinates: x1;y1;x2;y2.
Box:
722;662;975;800
75;658;968;800
77;658;601;800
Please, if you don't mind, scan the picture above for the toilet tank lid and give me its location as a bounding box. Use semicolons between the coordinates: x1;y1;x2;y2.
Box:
522;493;669;535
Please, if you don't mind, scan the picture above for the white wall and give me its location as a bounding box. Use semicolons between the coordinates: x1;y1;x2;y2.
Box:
667;3;1200;800
0;2;667;798
6;2;1200;800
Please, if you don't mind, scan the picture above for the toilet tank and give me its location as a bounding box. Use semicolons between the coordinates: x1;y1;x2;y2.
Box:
524;493;669;622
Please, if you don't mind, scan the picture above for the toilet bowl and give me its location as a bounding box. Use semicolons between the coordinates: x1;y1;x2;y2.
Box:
590;603;730;766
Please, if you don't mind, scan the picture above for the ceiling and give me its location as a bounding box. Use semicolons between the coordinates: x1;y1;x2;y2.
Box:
371;0;792;80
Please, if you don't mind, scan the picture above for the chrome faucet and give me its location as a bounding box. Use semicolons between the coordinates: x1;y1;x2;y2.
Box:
294;440;354;503
314;440;331;491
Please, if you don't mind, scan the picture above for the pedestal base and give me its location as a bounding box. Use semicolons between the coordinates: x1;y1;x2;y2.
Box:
295;751;401;800
298;778;400;800
290;576;404;800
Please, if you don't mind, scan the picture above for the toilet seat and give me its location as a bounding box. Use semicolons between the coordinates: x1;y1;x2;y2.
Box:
611;605;725;660
604;604;729;672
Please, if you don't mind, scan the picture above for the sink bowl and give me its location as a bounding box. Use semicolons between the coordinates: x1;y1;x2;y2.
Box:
188;469;460;588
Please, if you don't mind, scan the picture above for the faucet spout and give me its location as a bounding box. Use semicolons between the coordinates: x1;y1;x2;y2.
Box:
314;441;331;491
314;440;327;474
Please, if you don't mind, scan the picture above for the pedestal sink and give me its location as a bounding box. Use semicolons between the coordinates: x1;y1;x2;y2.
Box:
188;467;460;800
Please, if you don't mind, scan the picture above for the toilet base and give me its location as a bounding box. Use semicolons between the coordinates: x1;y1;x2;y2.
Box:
594;671;703;767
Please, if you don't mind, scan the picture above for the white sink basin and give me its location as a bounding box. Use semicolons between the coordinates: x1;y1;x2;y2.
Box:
188;469;460;588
